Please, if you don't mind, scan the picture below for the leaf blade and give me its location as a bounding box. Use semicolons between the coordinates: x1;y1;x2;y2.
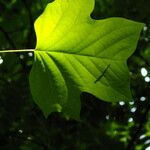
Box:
30;0;144;118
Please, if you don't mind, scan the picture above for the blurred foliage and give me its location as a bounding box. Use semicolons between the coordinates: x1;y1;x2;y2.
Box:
0;0;149;149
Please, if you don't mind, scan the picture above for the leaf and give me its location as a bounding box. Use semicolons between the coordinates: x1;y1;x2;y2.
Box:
29;0;144;119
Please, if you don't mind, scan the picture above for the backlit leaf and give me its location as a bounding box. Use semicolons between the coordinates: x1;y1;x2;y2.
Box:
29;0;144;119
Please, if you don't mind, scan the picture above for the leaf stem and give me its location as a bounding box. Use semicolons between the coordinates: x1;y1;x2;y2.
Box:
0;49;35;53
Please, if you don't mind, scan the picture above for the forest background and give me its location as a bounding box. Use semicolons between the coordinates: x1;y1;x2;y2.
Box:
0;0;149;149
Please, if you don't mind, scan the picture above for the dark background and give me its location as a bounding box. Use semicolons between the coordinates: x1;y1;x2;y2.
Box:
0;0;149;149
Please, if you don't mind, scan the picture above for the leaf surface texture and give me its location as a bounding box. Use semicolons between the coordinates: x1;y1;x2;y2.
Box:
29;0;144;118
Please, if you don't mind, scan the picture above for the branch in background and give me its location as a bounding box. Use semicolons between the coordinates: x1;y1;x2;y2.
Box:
139;55;150;67
22;0;34;48
0;26;28;73
0;130;49;149
7;27;26;34
0;26;16;49
126;102;150;150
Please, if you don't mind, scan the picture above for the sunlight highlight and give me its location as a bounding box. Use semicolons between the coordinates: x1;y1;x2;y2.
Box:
128;117;133;122
145;146;150;150
139;134;146;140
140;96;146;101
129;101;134;105
0;56;3;64
145;140;150;144
145;77;150;82
141;67;148;77
130;107;136;113
119;101;125;106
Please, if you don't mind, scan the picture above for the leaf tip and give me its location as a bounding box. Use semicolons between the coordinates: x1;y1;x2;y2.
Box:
42;104;62;118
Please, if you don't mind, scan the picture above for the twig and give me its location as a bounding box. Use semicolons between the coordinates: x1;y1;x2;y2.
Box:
0;49;34;53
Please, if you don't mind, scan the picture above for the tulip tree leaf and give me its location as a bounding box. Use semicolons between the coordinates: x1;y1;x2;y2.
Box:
29;0;144;119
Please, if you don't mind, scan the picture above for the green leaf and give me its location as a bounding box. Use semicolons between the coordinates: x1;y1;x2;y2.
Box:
29;0;144;119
